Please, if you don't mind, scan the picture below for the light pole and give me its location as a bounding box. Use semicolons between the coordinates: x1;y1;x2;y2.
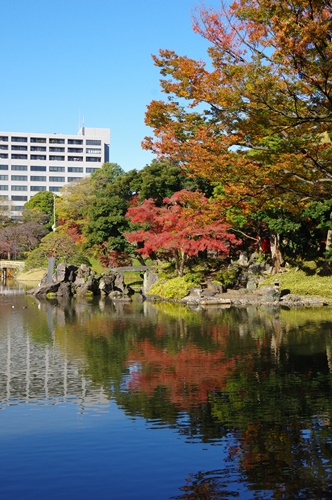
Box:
52;194;56;232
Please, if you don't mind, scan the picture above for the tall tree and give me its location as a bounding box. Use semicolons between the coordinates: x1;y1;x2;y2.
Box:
84;164;139;266
143;1;332;214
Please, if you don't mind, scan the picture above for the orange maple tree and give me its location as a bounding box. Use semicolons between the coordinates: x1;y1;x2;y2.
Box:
143;1;332;213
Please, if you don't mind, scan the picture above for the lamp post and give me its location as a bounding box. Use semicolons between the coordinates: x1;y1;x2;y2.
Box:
52;194;56;232
48;194;56;283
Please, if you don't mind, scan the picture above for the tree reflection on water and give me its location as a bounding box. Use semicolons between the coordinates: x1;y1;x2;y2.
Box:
1;294;332;498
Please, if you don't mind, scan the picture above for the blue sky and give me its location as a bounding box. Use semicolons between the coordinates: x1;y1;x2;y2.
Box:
1;0;220;172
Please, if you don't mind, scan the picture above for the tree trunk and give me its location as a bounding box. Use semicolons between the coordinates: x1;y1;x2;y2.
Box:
326;212;332;251
174;250;186;276
270;231;284;274
178;252;186;277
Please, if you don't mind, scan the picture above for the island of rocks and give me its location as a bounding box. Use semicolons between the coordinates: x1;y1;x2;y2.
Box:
30;263;329;308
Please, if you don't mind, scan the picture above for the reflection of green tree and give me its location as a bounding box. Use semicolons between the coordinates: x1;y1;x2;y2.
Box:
25;299;53;344
83;334;129;392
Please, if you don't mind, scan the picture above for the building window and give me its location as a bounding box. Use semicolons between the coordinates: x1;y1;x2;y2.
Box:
68;147;83;153
86;156;101;162
0;165;8;170
12;206;25;211
0;136;8;142
12;145;27;151
11;137;27;142
0;154;8;159
49;166;65;172
30;176;46;182
0;185;8;190
68;167;83;173
49;147;65;152
11;154;27;159
12;185;27;191
11;165;27;171
31;154;47;160
49;176;65;182
12;195;28;201
31;186;46;191
30;137;46;143
86;168;98;173
49;186;61;192
49;155;65;161
68;139;83;145
31;166;46;171
86;148;101;154
68;156;83;162
0;145;8;150
30;146;46;152
86;139;101;145
0;175;8;180
11;175;28;181
67;177;81;182
49;138;65;144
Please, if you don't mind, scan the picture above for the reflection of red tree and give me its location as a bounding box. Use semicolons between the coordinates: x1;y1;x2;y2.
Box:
127;339;236;409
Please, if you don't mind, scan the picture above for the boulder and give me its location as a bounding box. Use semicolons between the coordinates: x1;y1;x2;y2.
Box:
35;282;60;298
99;275;116;295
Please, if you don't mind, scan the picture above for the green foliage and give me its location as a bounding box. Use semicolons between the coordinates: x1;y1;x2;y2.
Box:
148;276;196;299
303;200;332;231
261;266;332;299
214;266;241;289
132;159;214;206
24;231;90;271
24;191;57;231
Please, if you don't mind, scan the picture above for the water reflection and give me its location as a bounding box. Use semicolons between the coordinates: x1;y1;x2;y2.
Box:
0;293;332;498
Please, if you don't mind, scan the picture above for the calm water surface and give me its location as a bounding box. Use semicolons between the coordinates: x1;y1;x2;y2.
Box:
0;285;332;499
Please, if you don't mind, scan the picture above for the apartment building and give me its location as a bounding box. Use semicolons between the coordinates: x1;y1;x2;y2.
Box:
0;127;110;218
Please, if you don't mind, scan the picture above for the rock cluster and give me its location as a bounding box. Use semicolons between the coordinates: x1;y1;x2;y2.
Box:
32;263;134;300
181;285;329;308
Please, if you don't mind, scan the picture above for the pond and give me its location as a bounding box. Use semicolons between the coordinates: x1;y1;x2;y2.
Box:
0;287;332;499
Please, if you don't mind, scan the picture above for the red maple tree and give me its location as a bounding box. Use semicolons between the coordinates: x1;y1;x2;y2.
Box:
125;189;241;276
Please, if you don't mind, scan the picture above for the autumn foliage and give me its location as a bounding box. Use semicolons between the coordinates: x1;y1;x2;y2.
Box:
143;0;332;213
125;190;241;275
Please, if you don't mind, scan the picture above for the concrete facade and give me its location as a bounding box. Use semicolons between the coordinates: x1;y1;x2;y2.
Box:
0;127;110;218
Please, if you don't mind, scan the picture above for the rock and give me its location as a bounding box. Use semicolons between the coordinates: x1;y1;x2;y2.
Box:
99;275;116;295
32;263;133;300
143;270;159;294
248;262;263;275
238;252;249;266
56;282;73;298
246;278;257;291
75;276;100;296
53;263;78;283
35;283;60;298
261;288;281;302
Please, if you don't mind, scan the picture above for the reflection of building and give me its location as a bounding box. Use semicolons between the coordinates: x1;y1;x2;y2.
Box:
0;323;110;411
0;127;110;218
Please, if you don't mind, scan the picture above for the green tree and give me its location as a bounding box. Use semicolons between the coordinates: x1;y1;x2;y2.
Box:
132;159;214;206
24;231;89;270
24;191;57;231
83;164;139;266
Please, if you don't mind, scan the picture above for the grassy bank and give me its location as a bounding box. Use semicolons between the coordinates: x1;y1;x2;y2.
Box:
16;268;46;283
260;267;332;299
